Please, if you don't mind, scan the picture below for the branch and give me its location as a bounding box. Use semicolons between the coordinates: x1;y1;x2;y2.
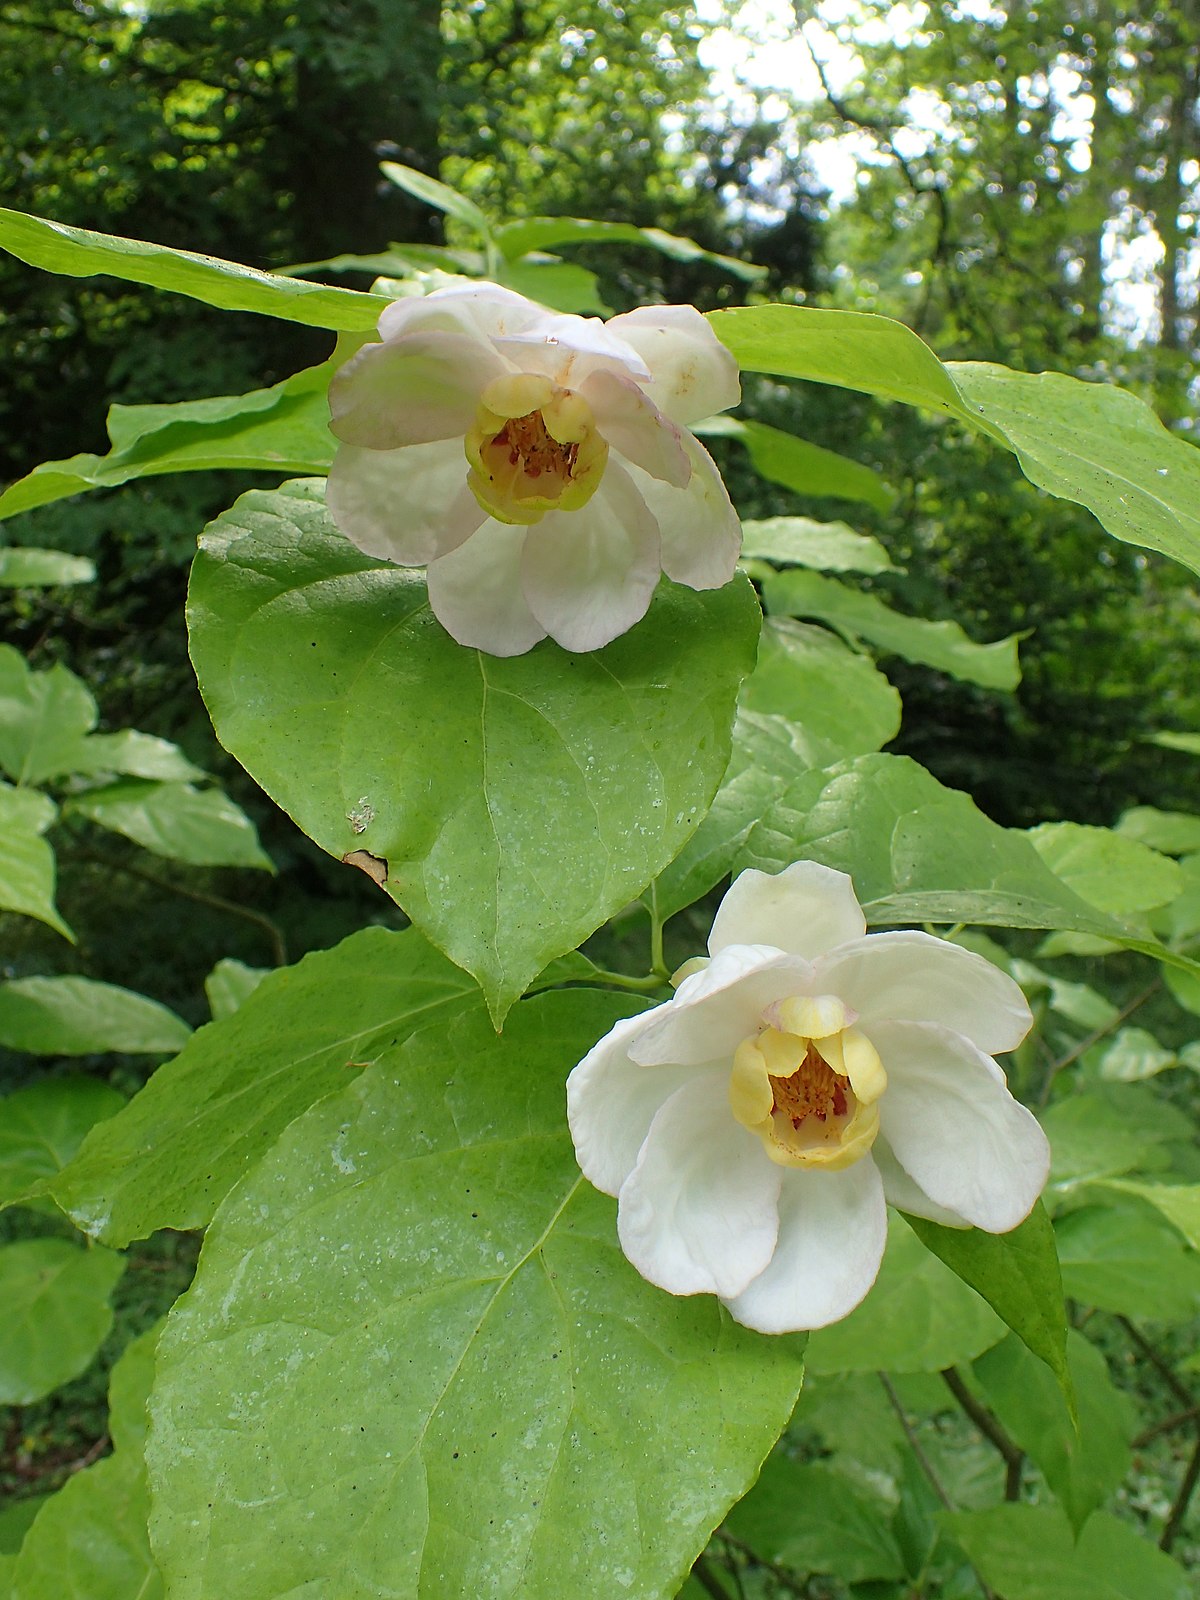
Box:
1162;1431;1200;1552
941;1367;1024;1500
1038;980;1161;1107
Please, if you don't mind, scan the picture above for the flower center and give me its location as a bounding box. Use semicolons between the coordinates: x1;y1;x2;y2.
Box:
729;994;886;1170
465;372;608;526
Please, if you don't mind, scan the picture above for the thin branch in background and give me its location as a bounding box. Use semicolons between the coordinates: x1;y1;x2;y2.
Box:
941;1366;1025;1501
1161;1430;1200;1553
879;1372;955;1512
1037;979;1161;1107
717;1530;811;1598
72;850;289;968
691;1554;732;1600
1118;1317;1196;1413
1134;1404;1200;1449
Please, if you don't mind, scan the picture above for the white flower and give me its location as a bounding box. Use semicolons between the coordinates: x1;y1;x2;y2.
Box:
567;862;1050;1333
326;282;742;656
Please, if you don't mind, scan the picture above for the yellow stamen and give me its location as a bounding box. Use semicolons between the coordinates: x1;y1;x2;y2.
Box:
464;375;607;526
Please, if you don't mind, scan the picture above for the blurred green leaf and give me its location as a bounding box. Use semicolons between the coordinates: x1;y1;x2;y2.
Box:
945;1504;1189;1600
696;415;894;510
0;784;70;938
0;1239;124;1404
1055;1201;1200;1320
806;1214;1004;1375
68;779;273;871
0;976;192;1056
765;568;1021;690
380;160;494;241
1116;806;1200;857
1096;1180;1200;1251
974;1330;1134;1531
0;646;96;786
1028;822;1183;916
739;515;900;573
0;1077;125;1209
203;958;268;1020
495;214;764;279
1094;1026;1177;1082
725;1458;905;1583
0;548;94;586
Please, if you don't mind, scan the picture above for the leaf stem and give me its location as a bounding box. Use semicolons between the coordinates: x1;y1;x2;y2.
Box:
645;880;669;980
1161;1429;1200;1553
879;1372;955;1513
940;1367;1024;1500
586;967;669;994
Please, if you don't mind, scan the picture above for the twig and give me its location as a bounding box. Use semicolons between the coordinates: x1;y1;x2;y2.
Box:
879;1373;955;1512
1161;1430;1200;1553
1037;980;1161;1106
941;1367;1024;1500
1134;1404;1200;1449
717;1530;811;1597
72;850;289;967
691;1555;731;1600
1118;1317;1196;1412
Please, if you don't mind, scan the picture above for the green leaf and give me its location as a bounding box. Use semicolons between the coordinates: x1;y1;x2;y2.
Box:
147;991;804;1600
948;362;1200;578
739;515;900;573
0;1239;124;1404
0;549;94;586
1054;1201;1200;1321
0;784;70;938
805;1213;1005;1375
0;645;97;786
186;479;760;1023
67;779;273;870
1095;1026;1177;1082
742;618;903;757
0;205;388;331
495;215;765;280
695;415;894;510
737;752;1120;940
1041;1093;1171;1197
709;307;1200;577
1010;961;1120;1031
765;569;1021;690
496;257;608;315
380;160;495;242
1028;822;1183;916
0;1497;47;1556
906;1203;1071;1407
945;1504;1190;1600
1151;730;1200;755
973;1331;1134;1532
0;1077;125;1209
0;977;192;1057
725;1458;905;1583
12;1328;162;1600
65;730;206;784
0;354;340;522
52;927;479;1245
1115;806;1200;857
654;622;900;921
1094;1180;1200;1252
710;305;975;422
203;958;268;1020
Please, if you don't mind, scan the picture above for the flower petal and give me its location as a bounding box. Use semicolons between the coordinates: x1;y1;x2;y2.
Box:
814;931;1033;1056
622;433;742;589
579;369;690;486
378;282;546;344
425;520;546;656
495;312;652;389
708;863;866;961
725;1158;887;1332
519;460;661;653
328;330;508;449
871;1135;971;1227
326;440;486;566
566;1007;696;1197
629;944;814;1067
604;305;741;424
617;1071;782;1298
871;1019;1050;1232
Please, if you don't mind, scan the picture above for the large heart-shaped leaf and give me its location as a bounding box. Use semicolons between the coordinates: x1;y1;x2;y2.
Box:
148;991;804;1600
187;480;760;1022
